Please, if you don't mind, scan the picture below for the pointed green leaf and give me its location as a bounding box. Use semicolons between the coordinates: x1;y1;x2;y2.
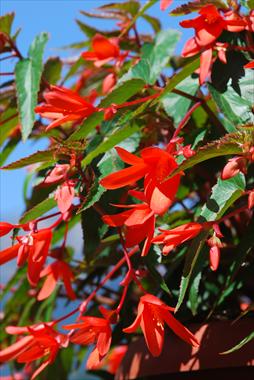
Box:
120;29;180;85
0;12;15;35
15;32;49;141
19;195;57;223
221;331;254;354
1;149;57;170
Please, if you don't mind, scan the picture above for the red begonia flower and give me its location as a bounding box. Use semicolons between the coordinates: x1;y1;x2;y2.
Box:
248;190;254;209
102;72;116;95
54;180;75;214
180;5;245;47
123;294;199;357
105;345;128;374
160;0;172;11
245;60;254;69
0;222;15;237
100;146;180;215
34;85;96;131
0;228;52;286
221;156;247;180
63;312;112;369
43;164;70;185
103;192;155;256
0;323;68;380
37;260;76;301
152;222;203;255
82;34;120;67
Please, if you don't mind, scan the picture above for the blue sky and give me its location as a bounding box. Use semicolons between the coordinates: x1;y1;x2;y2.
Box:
0;0;191;223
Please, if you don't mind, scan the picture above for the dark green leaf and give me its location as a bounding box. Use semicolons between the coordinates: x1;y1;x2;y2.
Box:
0;107;19;146
176;173;246;311
1;149;57;170
78;178;105;213
43;57;62;84
141;14;161;33
0;137;19;166
0;12;14;35
15;32;49;141
120;29;180;85
97;1;140;16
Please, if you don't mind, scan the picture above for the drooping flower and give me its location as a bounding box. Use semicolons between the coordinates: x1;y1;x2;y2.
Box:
43;164;70;185
100;147;181;215
221;156;247;180
0;222;15;237
180;5;246;47
54;180;75;214
152;222;203;255
245;60;254;69
160;0;172;11
0;228;52;286
123;294;199;357
0;323;68;380
82;34;120;67
37;260;76;301
102;191;155;256
63;308;112;370
103;345;128;374
35;85;97;131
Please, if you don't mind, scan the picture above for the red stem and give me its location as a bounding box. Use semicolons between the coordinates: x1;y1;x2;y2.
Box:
172;101;202;139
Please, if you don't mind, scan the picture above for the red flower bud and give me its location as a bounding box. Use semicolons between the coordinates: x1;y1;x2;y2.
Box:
221;157;246;180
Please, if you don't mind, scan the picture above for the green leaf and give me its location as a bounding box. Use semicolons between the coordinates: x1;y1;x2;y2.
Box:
169;132;245;177
76;19;101;38
15;32;49;141
81;122;140;168
141;14;161;33
100;79;145;107
154;57;200;103
176;173;246;311
189;271;202;316
120;29;180;85
98;1;140;16
19;195;57;223
120;0;157;36
247;0;254;9
0;107;19;146
43;57;62;84
68;79;144;141
161;76;199;126
0;137;19;166
221;331;254;354
209;70;254;129
1;149;57;170
78;178;105;213
198;173;245;222
0;12;14;35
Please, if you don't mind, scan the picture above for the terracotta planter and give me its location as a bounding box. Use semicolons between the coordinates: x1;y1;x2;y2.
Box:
115;318;254;379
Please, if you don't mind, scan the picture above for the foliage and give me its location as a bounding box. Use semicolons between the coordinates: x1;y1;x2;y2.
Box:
0;1;253;379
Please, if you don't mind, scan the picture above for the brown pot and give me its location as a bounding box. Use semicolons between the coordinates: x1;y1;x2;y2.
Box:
115;318;254;379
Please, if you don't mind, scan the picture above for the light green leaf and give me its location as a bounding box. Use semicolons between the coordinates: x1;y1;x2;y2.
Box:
15;32;49;141
161;76;199;126
0;107;19;146
120;29;180;85
19;195;57;223
209;70;254;130
81;122;140;168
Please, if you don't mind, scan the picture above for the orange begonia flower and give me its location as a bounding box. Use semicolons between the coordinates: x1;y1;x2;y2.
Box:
123;294;199;357
37;260;76;301
160;0;172;11
100;146;180;215
152;222;203;255
54;180;75;214
0;228;52;286
0;324;68;380
35;85;96;131
82;34;120;67
63;310;112;370
103;191;155;256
